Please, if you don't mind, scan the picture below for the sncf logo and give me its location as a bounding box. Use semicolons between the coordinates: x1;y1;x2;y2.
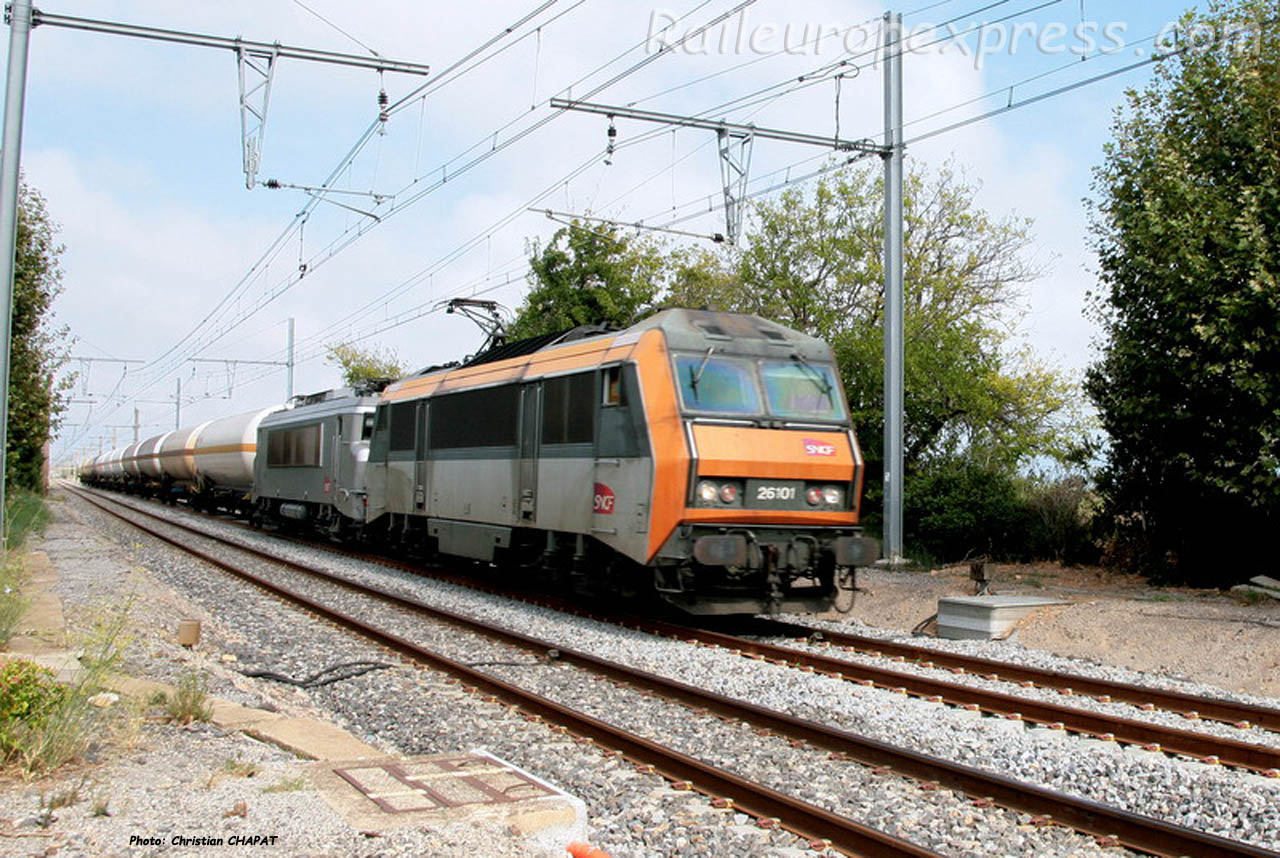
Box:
803;438;836;456
593;482;616;514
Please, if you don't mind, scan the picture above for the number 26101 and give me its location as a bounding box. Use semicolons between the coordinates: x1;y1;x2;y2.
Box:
756;485;795;501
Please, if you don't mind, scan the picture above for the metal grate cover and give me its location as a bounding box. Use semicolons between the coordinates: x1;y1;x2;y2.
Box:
332;754;558;814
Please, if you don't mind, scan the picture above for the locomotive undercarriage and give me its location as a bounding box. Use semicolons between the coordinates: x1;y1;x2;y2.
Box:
244;504;874;617
652;524;875;615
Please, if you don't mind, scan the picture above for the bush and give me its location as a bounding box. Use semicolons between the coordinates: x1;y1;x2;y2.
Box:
1021;475;1099;565
905;460;1027;563
0;660;67;760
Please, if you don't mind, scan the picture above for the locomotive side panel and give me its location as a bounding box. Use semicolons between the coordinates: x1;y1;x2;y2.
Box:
533;371;596;536
426;383;519;526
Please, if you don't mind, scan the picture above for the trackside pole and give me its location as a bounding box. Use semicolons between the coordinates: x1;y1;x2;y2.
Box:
882;11;905;564
0;0;35;551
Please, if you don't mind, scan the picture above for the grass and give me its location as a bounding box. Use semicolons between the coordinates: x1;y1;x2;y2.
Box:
208;756;261;788
219;757;261;778
1234;588;1269;606
165;669;212;725
5;489;51;552
0;555;29;645
0;489;48;646
262;775;308;794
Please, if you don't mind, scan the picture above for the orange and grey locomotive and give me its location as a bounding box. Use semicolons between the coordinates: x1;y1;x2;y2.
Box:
363;308;877;614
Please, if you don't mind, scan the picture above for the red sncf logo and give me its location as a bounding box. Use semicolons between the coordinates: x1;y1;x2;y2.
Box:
593;482;616;514
803;438;836;456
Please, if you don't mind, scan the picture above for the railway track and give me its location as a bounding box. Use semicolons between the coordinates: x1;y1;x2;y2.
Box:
752;617;1280;731
72;486;1280;770
624;615;1280;773
65;484;1280;858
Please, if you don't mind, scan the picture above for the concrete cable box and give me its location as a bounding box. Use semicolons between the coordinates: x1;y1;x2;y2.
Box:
936;595;1071;640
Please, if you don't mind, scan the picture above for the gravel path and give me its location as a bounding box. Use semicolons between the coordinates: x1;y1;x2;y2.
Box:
55;489;1280;856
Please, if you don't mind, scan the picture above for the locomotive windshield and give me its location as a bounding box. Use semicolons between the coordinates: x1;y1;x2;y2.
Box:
760;359;845;421
673;353;847;422
674;354;762;414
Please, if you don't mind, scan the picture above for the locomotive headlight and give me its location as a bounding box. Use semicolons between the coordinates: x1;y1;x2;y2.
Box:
821;485;843;506
805;486;823;506
718;483;739;504
697;480;719;503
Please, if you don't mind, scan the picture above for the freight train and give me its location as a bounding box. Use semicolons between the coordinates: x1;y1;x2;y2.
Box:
79;309;879;615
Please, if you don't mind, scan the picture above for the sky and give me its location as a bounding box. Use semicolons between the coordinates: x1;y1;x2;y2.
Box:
6;0;1213;465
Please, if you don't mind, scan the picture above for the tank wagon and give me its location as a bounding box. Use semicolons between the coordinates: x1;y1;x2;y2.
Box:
186;407;280;511
365;308;878;615
88;407;280;511
252;387;380;536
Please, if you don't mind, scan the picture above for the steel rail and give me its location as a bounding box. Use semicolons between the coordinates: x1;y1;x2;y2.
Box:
67;486;1280;858
622;616;1280;773
66;486;938;858
753;618;1280;731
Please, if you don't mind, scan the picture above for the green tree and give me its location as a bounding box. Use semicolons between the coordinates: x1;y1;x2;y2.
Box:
8;184;71;493
1085;1;1279;584
325;343;404;388
507;221;663;340
668;161;1081;474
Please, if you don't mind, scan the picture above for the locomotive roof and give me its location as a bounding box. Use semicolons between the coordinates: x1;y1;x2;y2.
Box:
260;389;380;428
632;308;832;360
380;308;834;402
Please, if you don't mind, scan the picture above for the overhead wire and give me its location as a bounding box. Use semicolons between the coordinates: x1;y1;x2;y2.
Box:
134;1;573;381
274;1;764;353
100;0;995;401
271;0;1033;355
104;0;1079;420
60;0;594;454
159;0;745;372
71;2;769;444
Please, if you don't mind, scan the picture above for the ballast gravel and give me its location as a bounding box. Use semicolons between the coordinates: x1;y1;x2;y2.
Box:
52;490;1280;856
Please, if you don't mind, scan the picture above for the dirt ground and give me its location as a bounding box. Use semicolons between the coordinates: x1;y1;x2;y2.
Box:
845;562;1280;700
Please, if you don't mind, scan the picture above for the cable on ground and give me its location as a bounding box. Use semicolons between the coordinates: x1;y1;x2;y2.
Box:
240;660;392;688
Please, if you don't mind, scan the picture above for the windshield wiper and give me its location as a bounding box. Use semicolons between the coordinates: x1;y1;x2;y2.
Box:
789;352;834;404
688;347;715;400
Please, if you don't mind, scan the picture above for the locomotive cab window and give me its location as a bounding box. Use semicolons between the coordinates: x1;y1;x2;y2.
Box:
673;353;762;415
761;360;847;421
361;412;375;440
369;405;391;459
602;366;624;407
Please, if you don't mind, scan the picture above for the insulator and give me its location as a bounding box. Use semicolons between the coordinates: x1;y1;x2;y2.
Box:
377;89;389;108
604;119;617;166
